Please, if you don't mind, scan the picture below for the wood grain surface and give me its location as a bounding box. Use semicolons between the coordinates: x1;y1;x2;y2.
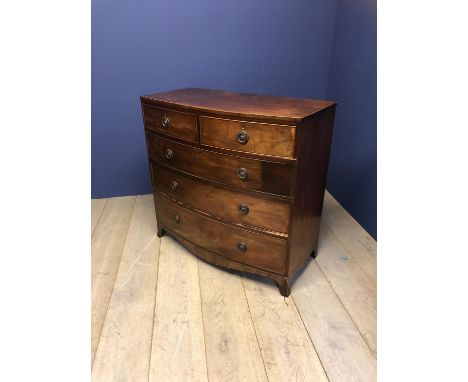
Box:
91;196;136;364
149;237;208;381
146;133;293;196
141;88;335;122
198;260;268;381
155;192;287;274
92;195;160;380
200;116;295;158
142;104;198;142
91;192;376;382
152;162;290;234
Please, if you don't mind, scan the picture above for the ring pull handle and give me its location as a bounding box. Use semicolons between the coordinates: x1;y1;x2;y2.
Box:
239;203;249;215
172;214;180;224
162;114;170;128
237;242;247;253
238;168;248;180
170;180;178;191
236;131;249;144
165;148;174;159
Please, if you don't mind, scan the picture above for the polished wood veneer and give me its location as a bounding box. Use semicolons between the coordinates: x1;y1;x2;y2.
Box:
145;133;293;196
199;116;295;158
141;88;336;296
142;104;197;142
151;162;290;234
155;193;287;274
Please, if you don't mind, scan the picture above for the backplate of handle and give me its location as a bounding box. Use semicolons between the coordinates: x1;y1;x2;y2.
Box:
237;242;247;252
162;114;170;128
165;148;173;159
236;131;249;144
172;214;180;224
238;168;248;180
239;203;249;215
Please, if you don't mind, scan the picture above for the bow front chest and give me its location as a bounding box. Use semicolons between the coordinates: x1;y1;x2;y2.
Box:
141;88;336;296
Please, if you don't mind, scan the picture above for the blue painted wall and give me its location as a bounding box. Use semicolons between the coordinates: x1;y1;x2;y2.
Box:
92;0;337;197
92;0;377;238
326;0;377;238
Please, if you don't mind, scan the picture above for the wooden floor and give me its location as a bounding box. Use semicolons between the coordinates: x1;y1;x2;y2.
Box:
91;192;377;382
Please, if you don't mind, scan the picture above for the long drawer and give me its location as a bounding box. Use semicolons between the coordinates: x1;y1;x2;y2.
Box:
154;192;287;274
151;162;290;234
146;133;293;196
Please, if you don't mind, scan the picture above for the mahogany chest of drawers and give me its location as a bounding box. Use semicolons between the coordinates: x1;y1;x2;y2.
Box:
141;88;336;296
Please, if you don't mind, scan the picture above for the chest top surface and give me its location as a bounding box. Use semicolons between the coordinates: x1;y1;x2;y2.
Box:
141;88;336;122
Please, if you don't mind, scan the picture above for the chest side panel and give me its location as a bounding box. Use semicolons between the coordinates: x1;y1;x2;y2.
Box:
287;107;336;278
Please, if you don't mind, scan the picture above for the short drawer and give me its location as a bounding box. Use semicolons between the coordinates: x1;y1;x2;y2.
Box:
151;162;290;233
200;116;295;158
155;193;287;273
142;104;197;142
146;133;293;196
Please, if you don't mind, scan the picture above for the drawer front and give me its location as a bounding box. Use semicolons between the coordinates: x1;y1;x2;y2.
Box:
146;133;293;196
200;116;295;158
151;162;290;233
142;104;198;142
155;193;287;273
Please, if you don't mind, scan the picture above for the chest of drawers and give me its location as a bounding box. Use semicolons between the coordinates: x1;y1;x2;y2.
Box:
141;88;336;296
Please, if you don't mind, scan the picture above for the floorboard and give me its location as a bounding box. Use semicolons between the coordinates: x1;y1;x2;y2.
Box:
323;192;376;283
91;193;377;381
92;195;160;381
198;260;268;382
149;237;208;382
316;224;377;354
241;274;329;382
91;196;136;364
293;261;377;382
91;198;107;235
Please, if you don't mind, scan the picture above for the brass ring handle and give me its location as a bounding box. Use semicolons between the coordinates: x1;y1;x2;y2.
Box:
165;148;174;159
236;131;249;144
162;114;170;128
239;203;249;215
237;242;247;252
238;168;248;180
172;214;180;224
170;180;178;191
